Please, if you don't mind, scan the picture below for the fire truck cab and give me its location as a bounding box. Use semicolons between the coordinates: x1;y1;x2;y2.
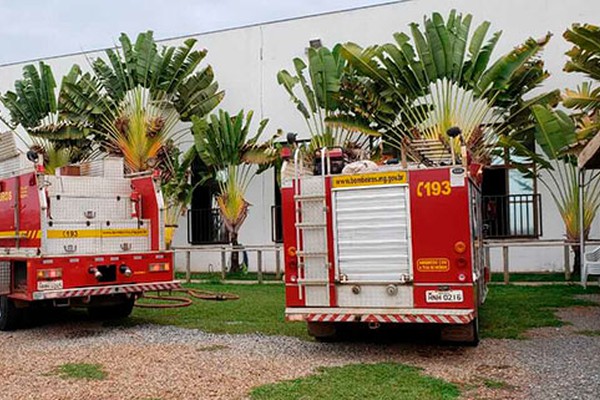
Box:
281;146;488;344
0;132;179;330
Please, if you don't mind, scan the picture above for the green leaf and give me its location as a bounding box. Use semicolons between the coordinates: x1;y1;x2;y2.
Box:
531;105;577;160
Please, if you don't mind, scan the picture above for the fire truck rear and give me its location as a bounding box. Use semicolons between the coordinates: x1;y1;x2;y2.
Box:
0;133;179;330
281;146;488;345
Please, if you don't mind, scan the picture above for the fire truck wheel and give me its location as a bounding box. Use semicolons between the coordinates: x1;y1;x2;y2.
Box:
307;322;338;341
440;318;479;346
88;297;135;320
0;296;22;331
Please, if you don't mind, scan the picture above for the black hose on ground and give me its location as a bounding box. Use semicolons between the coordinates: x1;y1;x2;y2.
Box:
134;288;239;309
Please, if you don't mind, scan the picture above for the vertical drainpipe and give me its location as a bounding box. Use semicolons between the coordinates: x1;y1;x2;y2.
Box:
259;25;264;122
579;166;585;285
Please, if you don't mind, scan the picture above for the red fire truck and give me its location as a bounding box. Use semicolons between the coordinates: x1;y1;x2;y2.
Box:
281;146;488;344
0;133;179;330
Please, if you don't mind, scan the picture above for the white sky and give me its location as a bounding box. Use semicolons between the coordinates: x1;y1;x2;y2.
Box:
0;0;395;65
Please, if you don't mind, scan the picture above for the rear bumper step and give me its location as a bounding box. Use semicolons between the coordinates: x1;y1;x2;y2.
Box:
32;281;181;300
286;307;475;324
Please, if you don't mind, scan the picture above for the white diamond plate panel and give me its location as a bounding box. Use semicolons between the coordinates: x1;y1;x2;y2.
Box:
46;176;131;197
336;285;413;307
301;176;324;195
333;185;411;282
49;195;131;221
300;200;325;226
45;221;102;255
305;287;329;306
100;220;150;253
298;176;329;306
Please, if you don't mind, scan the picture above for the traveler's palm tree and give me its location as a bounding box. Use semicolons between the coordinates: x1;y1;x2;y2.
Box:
192;109;279;271
0;62;94;172
337;10;558;164
520;23;600;275
59;30;224;172
277;44;380;160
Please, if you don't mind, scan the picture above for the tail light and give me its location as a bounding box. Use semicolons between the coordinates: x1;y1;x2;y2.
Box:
37;268;62;280
149;262;170;272
454;241;467;254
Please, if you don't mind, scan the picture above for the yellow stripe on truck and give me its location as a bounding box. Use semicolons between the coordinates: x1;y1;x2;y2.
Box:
331;171;407;188
47;228;148;239
0;230;41;239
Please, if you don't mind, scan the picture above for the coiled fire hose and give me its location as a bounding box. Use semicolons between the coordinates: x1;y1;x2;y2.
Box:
135;288;240;308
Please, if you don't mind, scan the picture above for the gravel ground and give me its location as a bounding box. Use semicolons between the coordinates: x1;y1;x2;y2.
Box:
0;299;598;400
510;294;600;400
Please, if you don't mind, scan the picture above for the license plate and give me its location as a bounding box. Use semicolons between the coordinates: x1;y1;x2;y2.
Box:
37;280;64;291
426;290;463;303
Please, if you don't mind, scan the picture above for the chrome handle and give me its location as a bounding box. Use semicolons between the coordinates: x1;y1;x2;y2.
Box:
64;244;77;253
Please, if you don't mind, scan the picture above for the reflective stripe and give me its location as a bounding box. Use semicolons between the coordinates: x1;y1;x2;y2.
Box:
32;281;180;300
301;311;475;324
47;228;148;239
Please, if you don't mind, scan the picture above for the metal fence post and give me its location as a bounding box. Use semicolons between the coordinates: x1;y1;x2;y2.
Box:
564;244;571;281
221;246;227;279
185;250;191;283
257;250;263;284
275;246;281;280
503;246;509;284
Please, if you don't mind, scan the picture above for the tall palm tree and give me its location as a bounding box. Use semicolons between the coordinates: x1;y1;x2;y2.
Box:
59;30;224;173
192;109;279;271
337;10;557;164
0;62;94;172
522;23;600;276
277;44;380;160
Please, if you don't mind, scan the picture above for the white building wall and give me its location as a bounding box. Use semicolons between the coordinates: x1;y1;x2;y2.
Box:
0;0;598;272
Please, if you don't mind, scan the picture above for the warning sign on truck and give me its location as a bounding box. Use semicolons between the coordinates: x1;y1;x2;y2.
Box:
332;171;407;188
416;258;450;272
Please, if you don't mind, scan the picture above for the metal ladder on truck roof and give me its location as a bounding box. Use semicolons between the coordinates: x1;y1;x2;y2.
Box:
293;147;331;306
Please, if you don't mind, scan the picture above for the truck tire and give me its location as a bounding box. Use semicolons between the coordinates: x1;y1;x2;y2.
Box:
88;297;135;320
0;296;22;331
440;318;480;346
307;322;338;342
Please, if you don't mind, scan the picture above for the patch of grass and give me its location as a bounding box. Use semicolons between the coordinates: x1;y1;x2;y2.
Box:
491;272;570;283
482;378;510;389
129;282;599;341
480;285;600;339
250;363;459;400
54;363;107;381
131;283;308;339
175;271;281;282
576;330;600;337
